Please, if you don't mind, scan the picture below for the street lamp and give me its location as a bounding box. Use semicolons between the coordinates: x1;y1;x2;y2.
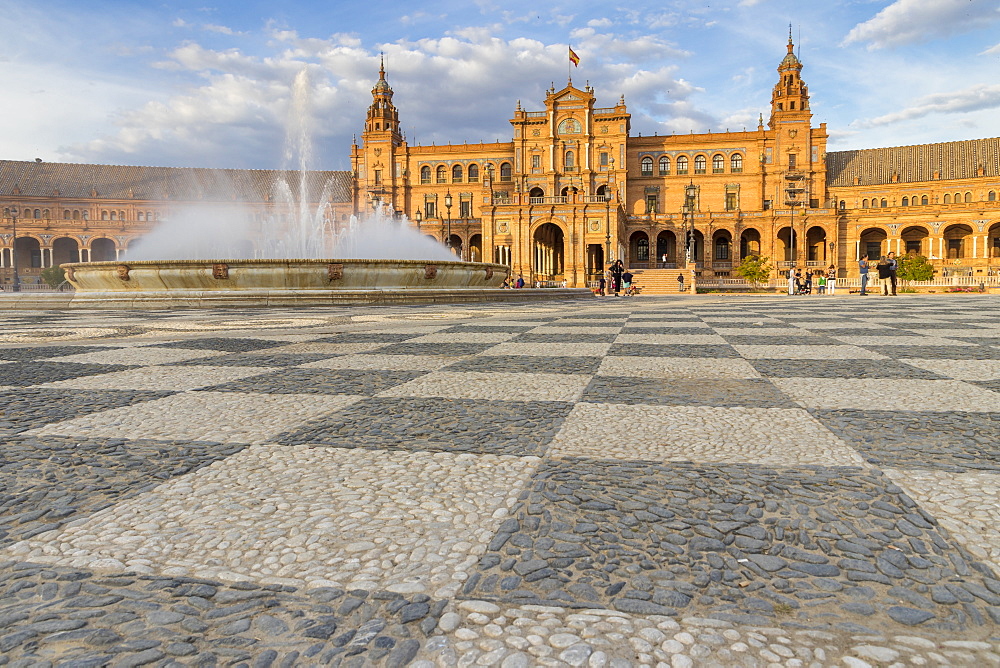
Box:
605;157;615;264
683;183;697;265
444;190;453;252
8;206;20;293
414;209;422;232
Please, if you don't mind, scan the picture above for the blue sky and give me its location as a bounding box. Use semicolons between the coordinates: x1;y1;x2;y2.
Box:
2;0;999;170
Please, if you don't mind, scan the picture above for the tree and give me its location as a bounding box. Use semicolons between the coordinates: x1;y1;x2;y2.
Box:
897;254;935;282
735;254;772;290
40;266;66;288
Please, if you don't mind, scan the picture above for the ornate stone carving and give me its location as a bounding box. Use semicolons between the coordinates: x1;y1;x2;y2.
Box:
327;263;344;281
64;267;75;282
116;264;130;281
212;263;229;280
424;265;438;279
485;267;494;280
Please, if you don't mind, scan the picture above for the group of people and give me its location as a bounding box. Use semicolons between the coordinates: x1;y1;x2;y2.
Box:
597;260;635;296
860;252;899;296
786;252;899;296
786;265;839;295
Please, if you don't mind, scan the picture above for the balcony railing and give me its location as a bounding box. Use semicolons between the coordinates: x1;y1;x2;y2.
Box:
529;196;567;204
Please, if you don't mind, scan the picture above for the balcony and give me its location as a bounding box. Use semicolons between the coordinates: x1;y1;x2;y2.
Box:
529;196;567;204
784;171;805;180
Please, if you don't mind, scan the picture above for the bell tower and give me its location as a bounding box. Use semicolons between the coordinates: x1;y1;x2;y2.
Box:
768;28;811;129
352;56;405;213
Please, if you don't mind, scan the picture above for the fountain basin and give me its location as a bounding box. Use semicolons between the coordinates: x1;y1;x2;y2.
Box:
55;259;588;309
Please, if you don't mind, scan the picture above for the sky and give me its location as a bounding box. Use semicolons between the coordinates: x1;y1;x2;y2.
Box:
2;0;999;171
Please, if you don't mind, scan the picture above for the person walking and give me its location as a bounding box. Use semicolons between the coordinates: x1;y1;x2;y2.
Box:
817;273;826;295
787;267;796;295
858;255;870;295
876;256;893;295
622;269;634;296
677;273;685;292
826;264;837;295
887;252;898;296
803;271;813;295
597;275;606;296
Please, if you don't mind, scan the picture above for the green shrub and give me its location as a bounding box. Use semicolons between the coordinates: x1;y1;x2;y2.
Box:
40;266;66;288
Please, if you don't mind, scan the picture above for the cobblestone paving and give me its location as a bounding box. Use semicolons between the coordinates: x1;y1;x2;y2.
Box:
0;295;999;666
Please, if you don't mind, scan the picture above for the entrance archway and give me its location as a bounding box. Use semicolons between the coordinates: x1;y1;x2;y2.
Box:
629;231;649;266
859;228;887;260
740;228;761;259
469;234;482;262
900;226;929;257
532;223;564;279
805;226;827;262
656;231;676;266
52;237;80;266
91;238;117;262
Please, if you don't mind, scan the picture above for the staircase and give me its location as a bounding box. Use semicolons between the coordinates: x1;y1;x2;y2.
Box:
627;268;691;295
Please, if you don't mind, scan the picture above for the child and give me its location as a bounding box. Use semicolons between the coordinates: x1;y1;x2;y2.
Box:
817;273;827;295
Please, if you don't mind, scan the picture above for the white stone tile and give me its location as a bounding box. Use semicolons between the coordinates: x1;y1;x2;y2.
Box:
36;365;273;391
29;392;361;444
904;329;1000;338
713;328;817;336
733;345;887;360
481;342;611;357
597;356;761;379
829;335;976;347
41;347;226;366
379;371;591;402
791;322;892;330
885;468;1000;576
254;342;390;355
2;446;538;594
897;358;1000;381
770;378;1000;412
547;403;863;466
457;320;551;328
300;354;465;371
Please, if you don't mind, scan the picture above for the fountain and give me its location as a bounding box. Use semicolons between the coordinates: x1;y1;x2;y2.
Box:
54;69;587;309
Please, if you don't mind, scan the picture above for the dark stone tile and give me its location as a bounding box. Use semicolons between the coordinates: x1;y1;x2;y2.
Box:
0;388;175;434
513;333;618;344
275;397;574;456
313;333;424;344
443;355;602;375
151;337;287;353
621;327;712;336
0;346;119;362
749;359;947;379
950;337;1000;346
466;460;998;628
721;335;841;346
171;352;341;367
444;325;535;333
0;362;134;387
201;368;426;395
863;345;1000;360
607;343;740;358
0;436;245;548
581;377;790;407
812;409;1000;473
376;342;497;356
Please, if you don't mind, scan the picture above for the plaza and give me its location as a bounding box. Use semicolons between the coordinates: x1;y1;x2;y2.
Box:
1;294;1000;666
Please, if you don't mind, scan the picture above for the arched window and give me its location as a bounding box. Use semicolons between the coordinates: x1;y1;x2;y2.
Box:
965;192;973;203
880;198;887;208
921;195;928;205
420;166;431;184
944;194;951;204
902;197;909;206
658;156;670;175
137;212;145;221
452;164;463;183
839;200;846;210
110;211;117;221
990;191;996;202
82;211;89;221
712;154;724;173
499;162;512;181
436;166;447;183
730;154;743;173
640;156;653;176
862;199;869;209
63;210;71;220
715;237;730;260
954;192;961;202
119;210;125;220
33;209;41;219
468;164;479;182
677;156;689;174
101;211;109;221
636;238;649;261
565;151;575;168
72;210;80;220
694;155;707;174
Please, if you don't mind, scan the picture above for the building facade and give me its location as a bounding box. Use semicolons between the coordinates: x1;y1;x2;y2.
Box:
3;36;999;289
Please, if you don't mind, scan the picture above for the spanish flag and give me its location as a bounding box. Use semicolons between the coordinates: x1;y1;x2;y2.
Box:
569;47;580;67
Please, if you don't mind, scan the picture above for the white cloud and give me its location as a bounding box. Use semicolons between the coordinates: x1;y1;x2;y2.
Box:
843;0;1000;49
858;83;1000;127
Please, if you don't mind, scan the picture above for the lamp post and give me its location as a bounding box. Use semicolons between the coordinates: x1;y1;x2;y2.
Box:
444;190;453;252
8;206;20;293
414;209;422;232
605;157;614;264
683;183;697;266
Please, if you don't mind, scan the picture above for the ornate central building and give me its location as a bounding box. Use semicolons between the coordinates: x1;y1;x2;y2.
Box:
2;35;999;290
